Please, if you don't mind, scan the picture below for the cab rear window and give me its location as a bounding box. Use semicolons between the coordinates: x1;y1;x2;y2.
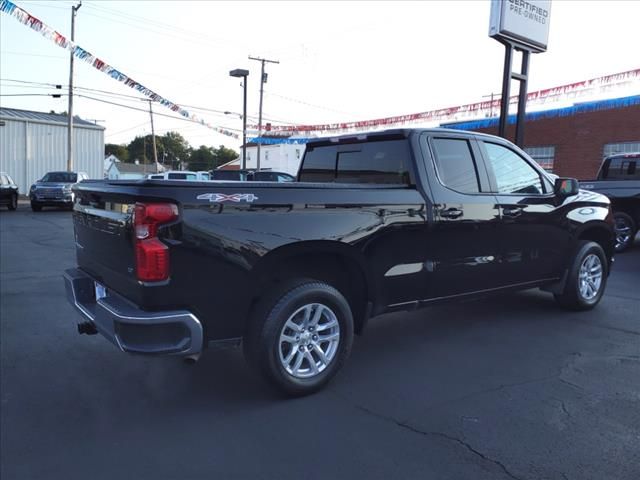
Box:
299;140;412;184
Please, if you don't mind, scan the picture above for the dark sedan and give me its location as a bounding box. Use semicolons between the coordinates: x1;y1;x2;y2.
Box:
0;172;19;211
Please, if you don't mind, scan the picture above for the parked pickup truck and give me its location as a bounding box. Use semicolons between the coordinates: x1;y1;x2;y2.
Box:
64;129;614;396
580;152;640;252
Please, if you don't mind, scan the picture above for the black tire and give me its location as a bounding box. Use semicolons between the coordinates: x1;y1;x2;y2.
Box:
31;202;42;212
554;240;608;311
244;278;354;397
8;194;17;211
613;212;636;253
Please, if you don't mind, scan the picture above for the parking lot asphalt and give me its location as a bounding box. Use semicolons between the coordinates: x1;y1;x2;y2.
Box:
1;205;639;480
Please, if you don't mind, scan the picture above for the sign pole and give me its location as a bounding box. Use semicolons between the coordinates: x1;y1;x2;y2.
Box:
498;42;513;139
514;49;531;147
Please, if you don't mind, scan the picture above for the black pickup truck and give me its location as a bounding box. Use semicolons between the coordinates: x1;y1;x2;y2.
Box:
64;129;614;396
580;152;640;252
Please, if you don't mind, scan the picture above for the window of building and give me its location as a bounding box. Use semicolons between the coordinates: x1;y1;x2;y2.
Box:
524;146;555;171
431;138;481;194
603;141;640;157
483;142;544;195
265;151;270;161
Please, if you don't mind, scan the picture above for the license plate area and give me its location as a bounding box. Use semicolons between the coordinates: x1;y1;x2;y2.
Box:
95;282;107;301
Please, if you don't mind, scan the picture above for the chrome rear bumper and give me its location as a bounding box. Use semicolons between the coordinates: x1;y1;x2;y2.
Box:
63;268;203;356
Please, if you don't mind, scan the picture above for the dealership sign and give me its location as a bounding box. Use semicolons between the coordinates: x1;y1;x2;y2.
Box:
489;0;551;52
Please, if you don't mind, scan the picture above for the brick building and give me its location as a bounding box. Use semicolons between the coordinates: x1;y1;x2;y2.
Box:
444;95;640;180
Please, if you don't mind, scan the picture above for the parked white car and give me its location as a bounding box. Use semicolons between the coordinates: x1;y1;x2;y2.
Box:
146;171;208;181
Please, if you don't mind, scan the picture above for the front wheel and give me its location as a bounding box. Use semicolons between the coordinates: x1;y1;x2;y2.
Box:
613;212;636;253
30;202;42;212
554;241;608;311
244;279;354;396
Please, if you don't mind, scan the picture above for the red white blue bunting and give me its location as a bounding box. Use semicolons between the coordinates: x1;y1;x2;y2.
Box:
0;0;239;138
261;68;640;134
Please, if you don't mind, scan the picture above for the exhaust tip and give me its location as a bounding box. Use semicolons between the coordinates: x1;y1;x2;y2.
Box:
183;355;199;365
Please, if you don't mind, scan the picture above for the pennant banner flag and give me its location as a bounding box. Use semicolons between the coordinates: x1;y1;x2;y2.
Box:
0;0;239;139
258;68;640;134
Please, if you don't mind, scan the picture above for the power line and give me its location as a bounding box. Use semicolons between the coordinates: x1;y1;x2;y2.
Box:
0;50;67;59
84;2;244;48
264;90;354;116
74;94;242;132
0;78;61;86
104;121;150;138
0;93;57;97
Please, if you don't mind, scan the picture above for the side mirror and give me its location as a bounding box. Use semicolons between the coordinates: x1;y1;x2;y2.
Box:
554;177;579;197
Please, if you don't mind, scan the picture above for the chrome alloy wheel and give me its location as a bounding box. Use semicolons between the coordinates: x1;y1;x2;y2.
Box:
614;217;632;251
278;303;340;379
578;254;603;300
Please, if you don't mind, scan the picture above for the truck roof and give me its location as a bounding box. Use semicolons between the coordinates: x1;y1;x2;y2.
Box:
305;127;494;147
605;152;640;159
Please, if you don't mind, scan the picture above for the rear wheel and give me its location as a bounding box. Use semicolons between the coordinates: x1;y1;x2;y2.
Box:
613;212;636;253
554;241;607;311
30;202;42;212
244;279;354;396
8;194;17;211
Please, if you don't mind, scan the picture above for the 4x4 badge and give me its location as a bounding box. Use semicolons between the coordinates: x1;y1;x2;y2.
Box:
197;193;259;203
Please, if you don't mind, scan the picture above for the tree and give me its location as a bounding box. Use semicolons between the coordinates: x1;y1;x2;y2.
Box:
212;145;238;169
160;131;191;170
126;135;152;164
188;145;216;171
105;143;129;161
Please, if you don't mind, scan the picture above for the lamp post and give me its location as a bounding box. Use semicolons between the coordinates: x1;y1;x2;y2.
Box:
229;69;249;170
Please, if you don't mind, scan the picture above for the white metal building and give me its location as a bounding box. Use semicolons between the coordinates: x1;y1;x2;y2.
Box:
0;107;105;193
106;161;165;180
223;142;305;175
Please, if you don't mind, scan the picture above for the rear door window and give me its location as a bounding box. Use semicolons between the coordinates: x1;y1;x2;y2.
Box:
431;138;481;194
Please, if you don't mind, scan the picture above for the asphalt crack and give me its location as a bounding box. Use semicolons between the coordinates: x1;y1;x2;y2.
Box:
352;403;523;480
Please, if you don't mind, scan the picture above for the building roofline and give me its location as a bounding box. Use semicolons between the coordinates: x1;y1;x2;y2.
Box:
442;94;640;131
0;107;105;130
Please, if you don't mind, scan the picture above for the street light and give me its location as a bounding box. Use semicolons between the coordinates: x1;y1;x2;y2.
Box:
229;68;249;170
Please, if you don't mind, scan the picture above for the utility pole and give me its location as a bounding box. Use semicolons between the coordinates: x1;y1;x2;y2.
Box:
249;56;279;170
148;100;159;173
67;1;82;172
482;92;500;118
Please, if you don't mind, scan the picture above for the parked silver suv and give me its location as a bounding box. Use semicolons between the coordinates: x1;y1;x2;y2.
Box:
29;171;88;212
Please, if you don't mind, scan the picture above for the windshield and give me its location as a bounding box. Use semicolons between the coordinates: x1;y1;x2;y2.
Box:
41;172;77;183
211;171;246;181
167;172;197;180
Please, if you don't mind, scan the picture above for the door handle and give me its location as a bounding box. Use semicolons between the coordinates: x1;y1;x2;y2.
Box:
439;208;463;219
502;206;523;217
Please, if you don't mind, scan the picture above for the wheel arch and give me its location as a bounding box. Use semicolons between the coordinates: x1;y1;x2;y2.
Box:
576;222;615;264
248;241;374;334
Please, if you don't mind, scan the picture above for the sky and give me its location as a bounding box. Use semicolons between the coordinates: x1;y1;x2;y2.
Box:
1;0;639;152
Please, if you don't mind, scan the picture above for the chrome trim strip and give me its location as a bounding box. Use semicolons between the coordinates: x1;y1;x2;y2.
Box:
384;262;424;277
387;278;559;308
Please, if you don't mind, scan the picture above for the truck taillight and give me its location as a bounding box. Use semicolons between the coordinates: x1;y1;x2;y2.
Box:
133;203;178;282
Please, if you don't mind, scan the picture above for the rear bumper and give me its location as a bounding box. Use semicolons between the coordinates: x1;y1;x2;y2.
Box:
63;268;203;356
